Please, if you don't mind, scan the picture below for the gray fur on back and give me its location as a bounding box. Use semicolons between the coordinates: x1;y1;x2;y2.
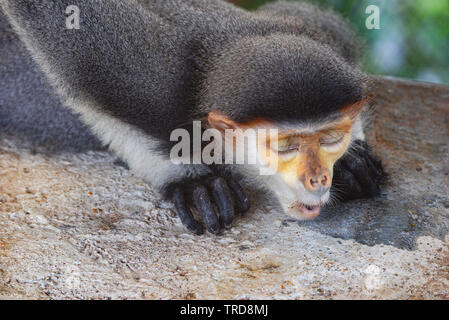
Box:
0;10;103;153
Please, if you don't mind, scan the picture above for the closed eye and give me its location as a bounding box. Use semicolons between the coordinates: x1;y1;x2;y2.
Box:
319;132;344;146
278;144;299;153
272;138;300;154
320;132;347;153
320;136;343;146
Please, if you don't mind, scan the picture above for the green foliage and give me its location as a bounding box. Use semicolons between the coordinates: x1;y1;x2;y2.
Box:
233;0;449;84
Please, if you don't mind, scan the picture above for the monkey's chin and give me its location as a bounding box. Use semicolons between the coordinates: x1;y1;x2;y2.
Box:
287;202;321;220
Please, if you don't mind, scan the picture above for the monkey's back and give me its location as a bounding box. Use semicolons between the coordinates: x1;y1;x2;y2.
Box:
0;11;104;153
140;0;360;64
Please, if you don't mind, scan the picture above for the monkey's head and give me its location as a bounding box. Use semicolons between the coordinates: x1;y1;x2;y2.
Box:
203;35;370;220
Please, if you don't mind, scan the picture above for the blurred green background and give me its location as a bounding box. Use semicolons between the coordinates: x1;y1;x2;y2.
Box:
230;0;449;84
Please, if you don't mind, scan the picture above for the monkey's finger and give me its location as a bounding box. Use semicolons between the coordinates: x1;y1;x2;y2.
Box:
343;156;379;197
172;187;204;235
226;178;250;214
191;184;221;235
333;166;364;201
209;177;235;228
357;159;380;196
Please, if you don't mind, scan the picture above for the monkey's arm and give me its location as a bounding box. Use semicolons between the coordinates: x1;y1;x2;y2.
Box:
1;0;249;235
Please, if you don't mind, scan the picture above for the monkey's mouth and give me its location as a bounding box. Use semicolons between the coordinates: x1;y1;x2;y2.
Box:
298;203;321;218
288;202;321;220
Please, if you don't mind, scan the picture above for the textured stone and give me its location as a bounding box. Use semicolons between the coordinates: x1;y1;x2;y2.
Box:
0;77;448;299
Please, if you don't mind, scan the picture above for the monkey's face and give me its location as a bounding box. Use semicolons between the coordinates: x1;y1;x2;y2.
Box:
208;102;364;220
257;117;353;219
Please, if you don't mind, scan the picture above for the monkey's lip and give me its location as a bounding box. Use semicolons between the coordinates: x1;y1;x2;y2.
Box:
292;202;321;219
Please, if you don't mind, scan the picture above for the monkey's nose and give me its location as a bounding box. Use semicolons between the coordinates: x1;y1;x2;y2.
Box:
304;172;331;194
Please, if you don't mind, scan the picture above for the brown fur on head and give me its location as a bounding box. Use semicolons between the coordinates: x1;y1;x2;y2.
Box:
208;99;368;220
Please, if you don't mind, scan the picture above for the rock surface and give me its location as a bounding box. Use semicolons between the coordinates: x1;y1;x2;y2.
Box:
0;77;448;299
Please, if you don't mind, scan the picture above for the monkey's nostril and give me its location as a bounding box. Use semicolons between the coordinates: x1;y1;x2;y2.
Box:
310;178;319;187
321;175;328;186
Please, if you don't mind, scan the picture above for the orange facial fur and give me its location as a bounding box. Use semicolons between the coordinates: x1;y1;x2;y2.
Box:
208;107;360;191
262;117;352;190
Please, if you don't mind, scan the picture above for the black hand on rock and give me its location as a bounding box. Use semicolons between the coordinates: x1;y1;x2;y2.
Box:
169;176;250;235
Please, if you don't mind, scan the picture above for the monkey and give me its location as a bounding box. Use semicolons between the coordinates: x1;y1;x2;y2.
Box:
0;0;385;235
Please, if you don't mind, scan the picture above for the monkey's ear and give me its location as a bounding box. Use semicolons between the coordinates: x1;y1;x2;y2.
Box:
340;97;374;119
208;111;240;134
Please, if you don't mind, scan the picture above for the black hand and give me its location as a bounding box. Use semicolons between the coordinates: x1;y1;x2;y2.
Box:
169;176;250;235
332;140;386;201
